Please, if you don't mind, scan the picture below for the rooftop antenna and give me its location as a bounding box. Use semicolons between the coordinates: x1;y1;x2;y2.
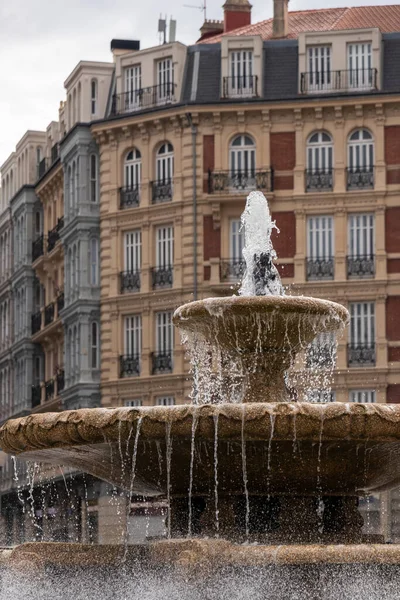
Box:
169;18;177;43
183;0;207;21
158;15;167;44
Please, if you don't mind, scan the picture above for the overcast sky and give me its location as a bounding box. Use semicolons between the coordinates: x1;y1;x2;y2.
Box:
0;0;398;168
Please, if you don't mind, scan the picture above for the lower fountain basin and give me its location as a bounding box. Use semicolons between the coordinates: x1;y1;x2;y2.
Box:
1;403;400;497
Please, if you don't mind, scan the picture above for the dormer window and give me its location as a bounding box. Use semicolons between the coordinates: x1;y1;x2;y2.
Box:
347;43;374;90
306;46;332;93
224;50;256;98
124;65;142;111
157;59;174;103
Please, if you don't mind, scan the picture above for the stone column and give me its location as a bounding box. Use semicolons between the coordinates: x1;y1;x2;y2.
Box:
376;294;387;369
375;206;386;280
294;209;306;283
334;207;347;281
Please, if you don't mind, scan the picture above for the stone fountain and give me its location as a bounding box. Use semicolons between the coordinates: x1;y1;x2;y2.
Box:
1;191;400;598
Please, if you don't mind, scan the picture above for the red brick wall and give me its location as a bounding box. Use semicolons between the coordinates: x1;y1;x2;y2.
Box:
203;266;211;281
387;385;400;403
385;208;400;253
224;10;251;33
270;132;296;191
276;263;294;278
203;215;220;261
386;296;400;341
388;347;400;362
385;126;400;184
271;211;296;258
203;135;215;193
387;259;400;273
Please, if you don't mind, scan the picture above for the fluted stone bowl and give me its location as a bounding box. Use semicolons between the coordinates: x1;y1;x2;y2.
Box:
173;296;349;402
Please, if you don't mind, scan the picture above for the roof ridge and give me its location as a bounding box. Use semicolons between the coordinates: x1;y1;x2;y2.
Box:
329;5;351;30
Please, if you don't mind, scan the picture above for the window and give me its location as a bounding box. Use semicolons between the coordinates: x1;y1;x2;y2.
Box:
71;163;76;212
124;149;141;189
348;214;374;258
124;230;141;272
228;51;254;96
125;315;142;357
36;147;41;167
307;332;336;369
308;390;336;403
157;59;174;101
229;135;255;179
156;396;175;406
307;132;333;174
156;311;173;354
156;143;174;183
230;220;244;262
90;238;99;285
35;212;41;236
348;129;374;172
347;43;373;89
91;79;98;115
91;322;99;369
306;46;331;92
349;302;375;366
125;66;142;110
90;154;98;202
124;399;142;407
156;226;173;268
350;390;376;403
307;216;334;280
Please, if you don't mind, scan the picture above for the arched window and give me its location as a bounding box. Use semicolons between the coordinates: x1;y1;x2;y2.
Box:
77;82;81;122
72;326;77;374
35;211;41;236
156;143;174;183
75;325;80;375
348;129;374;172
71;163;76;212
74;158;79;206
91;79;98;116
229;135;256;189
90;238;99;285
73;88;77;124
90;154;98;202
71;245;76;292
307;132;333;173
91;322;99;369
68;94;72;129
124;149;141;189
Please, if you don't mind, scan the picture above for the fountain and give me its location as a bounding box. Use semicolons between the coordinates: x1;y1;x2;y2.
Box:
1;191;400;598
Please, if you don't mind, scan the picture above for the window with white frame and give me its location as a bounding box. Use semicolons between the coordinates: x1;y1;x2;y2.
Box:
90;154;98;202
348;214;374;258
156;226;173;269
228;51;254;96
156;143;174;183
125;66;142;110
90;238;99;285
91;322;99;369
156;396;175;406
124;398;142;407
91;79;98;115
349;302;375;347
348;129;374;172
229;135;255;178
307;132;333;174
157;58;174;101
306;46;332;92
125;315;142;357
124;230;141;272
230;219;244;262
347;43;373;89
350;389;376;403
124;149;141;189
307;216;334;260
156;311;173;354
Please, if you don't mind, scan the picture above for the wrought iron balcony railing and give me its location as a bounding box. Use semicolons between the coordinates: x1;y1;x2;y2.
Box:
32;235;44;262
300;68;378;94
222;75;258;98
120;355;141;378
347;255;375;278
306;345;336;369
220;259;245;282
120;185;140;209
38;157;48;179
152;266;173;289
45;379;55;401
120;270;141;293
151;351;173;374
306;258;334;280
32;384;41;408
51;143;59;164
346;167;374;190
208;169;273;194
47;217;64;252
305;169;333;192
57;292;65;314
348;344;376;366
151;179;173;203
44;302;55;326
56;370;65;393
31;311;42;335
111;83;177;115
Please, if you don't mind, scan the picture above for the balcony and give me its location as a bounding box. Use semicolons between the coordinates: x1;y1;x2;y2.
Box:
45;379;55;401
44;302;55;326
47;217;64;252
56;370;65;393
306;345;335;369
348;344;376;367
300;69;377;94
120;355;141;378
346;167;374;190
111;83;177;115
51;143;59;164
32;235;44;262
347;255;375;279
305;169;333;192
120;185;140;209
37;146;61;180
222;75;258;98
151;351;173;374
120;271;141;293
152;266;173;289
32;384;41;408
220;259;245;282
306;258;334;281
151;179;173;203
31;311;42;335
208;169;273;194
57;292;65;314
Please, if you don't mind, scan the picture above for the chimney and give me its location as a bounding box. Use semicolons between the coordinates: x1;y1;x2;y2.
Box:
223;0;252;34
272;0;289;38
198;19;224;41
